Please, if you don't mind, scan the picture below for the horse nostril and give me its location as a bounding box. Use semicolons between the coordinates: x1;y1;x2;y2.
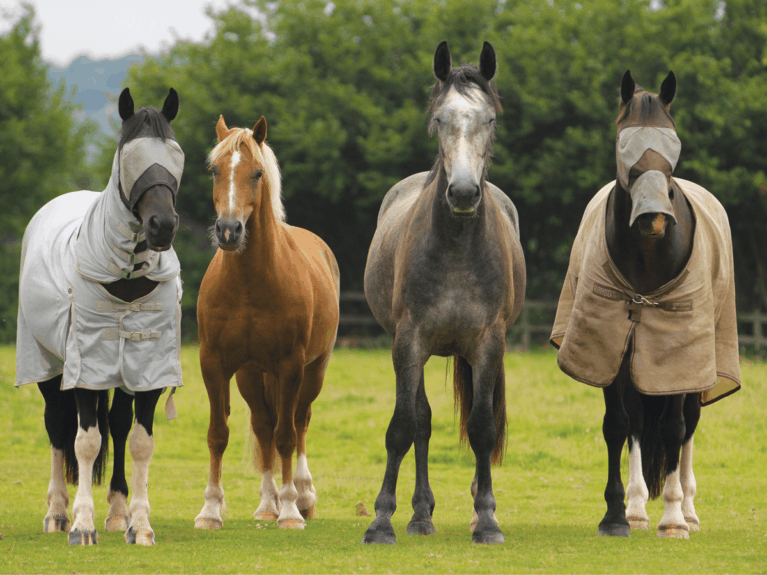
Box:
233;222;243;237
148;215;161;234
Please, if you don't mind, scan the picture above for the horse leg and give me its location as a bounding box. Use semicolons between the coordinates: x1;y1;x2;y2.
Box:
362;329;426;545
681;394;701;532
598;368;630;537
274;356;306;530
466;337;505;545
656;394;689;539
624;382;649;530
38;376;74;533
235;367;279;522
124;388;162;545
68;388;101;545
407;369;436;535
195;351;232;530
293;353;329;521
105;388;133;532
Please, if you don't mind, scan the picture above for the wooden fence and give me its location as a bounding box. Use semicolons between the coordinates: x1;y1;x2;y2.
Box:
340;293;767;351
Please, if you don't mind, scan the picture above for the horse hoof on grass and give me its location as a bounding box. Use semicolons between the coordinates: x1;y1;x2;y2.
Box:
598;524;630;537
105;515;128;532
472;528;504;545
685;518;700;532
125;527;155;545
406;520;435;535
299;506;315;520
657;525;689;539
68;529;98;546
44;515;70;533
253;511;278;521
194;517;223;530
362;526;396;545
626;517;649;530
278;518;305;530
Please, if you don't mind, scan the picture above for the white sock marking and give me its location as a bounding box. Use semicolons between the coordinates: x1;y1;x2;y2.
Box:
625;441;649;525
128;423;154;534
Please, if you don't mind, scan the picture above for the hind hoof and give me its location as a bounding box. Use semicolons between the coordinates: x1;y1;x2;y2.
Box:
254;510;278;521
194;517;223;530
278;518;305;530
44;515;70;533
407;519;435;535
685;518;700;532
472;527;504;545
362;528;396;545
598;524;630;537
105;515;128;532
299;506;315;520
68;529;98;546
657;525;689;539
125;527;155;545
627;517;649;530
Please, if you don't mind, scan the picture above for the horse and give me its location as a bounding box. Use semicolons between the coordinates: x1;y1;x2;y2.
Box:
15;87;185;546
550;70;741;538
194;115;340;531
362;41;526;545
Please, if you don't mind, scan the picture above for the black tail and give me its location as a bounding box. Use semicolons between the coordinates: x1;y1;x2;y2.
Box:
639;394;666;499
63;390;110;485
453;356;507;465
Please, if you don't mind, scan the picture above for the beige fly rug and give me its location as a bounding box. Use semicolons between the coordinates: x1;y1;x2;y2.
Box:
550;178;741;405
15;145;184;411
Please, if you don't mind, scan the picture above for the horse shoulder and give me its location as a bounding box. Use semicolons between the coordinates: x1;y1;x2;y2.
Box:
485;182;520;238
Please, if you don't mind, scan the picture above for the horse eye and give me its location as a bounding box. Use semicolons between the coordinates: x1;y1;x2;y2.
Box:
252;169;264;181
210;166;219;177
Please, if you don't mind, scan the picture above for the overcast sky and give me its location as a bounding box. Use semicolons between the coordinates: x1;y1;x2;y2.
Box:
1;0;238;66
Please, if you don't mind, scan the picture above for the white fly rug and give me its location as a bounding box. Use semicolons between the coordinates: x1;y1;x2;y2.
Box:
16;147;183;399
550;178;741;406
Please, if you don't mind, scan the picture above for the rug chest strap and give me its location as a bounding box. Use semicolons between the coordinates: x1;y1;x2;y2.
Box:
95;300;163;313
102;328;162;341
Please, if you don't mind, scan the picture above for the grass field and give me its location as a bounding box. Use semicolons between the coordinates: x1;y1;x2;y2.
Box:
0;346;765;574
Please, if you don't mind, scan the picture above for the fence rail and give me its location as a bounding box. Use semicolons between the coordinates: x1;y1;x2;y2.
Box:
340;292;767;351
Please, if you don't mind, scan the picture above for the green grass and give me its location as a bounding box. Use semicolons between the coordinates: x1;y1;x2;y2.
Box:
0;346;765;573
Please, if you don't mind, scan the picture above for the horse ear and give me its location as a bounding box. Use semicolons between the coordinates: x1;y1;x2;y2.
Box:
253;116;267;146
479;41;496;81
433;40;451;82
659;71;676;106
118;88;134;121
216;115;229;142
161;88;179;122
620;70;635;105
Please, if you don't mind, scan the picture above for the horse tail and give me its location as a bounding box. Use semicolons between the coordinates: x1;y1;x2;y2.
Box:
453;356;507;465
92;390;110;485
639;393;666;500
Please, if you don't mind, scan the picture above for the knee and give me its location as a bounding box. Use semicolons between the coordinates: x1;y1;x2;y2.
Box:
602;410;629;442
129;424;154;463
274;427;296;455
75;426;101;461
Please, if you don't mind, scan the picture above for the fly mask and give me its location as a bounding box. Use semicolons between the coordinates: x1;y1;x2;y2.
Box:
119;137;185;216
616;126;681;226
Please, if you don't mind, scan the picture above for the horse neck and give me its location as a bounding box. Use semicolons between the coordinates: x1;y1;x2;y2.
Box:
607;182;691;293
224;186;282;277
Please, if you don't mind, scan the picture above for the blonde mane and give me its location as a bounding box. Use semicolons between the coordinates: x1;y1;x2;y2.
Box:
207;127;286;222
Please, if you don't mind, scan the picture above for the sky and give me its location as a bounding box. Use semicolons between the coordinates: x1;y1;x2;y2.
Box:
0;0;241;66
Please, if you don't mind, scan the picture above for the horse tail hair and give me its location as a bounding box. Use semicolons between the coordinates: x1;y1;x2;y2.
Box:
92;390;110;485
452;356;507;465
640;394;666;500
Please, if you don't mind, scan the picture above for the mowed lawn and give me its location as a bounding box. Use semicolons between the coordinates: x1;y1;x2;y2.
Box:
0;345;765;574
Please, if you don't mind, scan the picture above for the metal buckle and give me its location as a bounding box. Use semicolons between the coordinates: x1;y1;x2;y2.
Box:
130;332;144;342
632;294;658;306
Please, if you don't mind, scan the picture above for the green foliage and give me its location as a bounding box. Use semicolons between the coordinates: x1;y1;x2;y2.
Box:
1;348;766;572
0;5;97;339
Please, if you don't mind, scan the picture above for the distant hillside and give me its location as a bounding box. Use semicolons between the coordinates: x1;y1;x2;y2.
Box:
47;54;145;137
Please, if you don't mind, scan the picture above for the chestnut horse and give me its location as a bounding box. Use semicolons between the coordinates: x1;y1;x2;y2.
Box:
194;116;340;531
363;41;526;545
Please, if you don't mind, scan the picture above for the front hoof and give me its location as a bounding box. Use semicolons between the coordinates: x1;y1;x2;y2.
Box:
299;506;315;520
254;511;278;521
469;510;499;533
407;519;435;535
278;518;305;530
194;517;223;530
44;515;70;533
68;529;98;546
626;516;649;530
105;515;129;532
598;524;631;537
685;518;700;532
362;522;396;545
657;525;689;539
472;527;504;545
125;527;156;545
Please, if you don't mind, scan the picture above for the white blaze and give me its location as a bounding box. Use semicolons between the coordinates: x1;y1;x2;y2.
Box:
228;151;241;215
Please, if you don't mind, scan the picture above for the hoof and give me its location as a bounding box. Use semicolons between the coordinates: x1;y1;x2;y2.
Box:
598;524;630;537
44;515;70;533
627;516;650;530
300;506;315;520
253;511;278;521
406;519;436;535
194;517;223;530
278;518;305;530
362;528;396;545
685;518;700;532
105;515;129;532
125;527;155;545
657;525;689;539
469;511;499;533
472;528;504;545
68;529;98;546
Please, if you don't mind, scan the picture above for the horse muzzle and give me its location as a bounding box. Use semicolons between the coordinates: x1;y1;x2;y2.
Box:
145;212;179;251
446;179;482;216
628;171;676;230
215;218;244;251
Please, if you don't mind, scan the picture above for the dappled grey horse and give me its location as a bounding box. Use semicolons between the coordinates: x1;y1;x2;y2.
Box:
362;41;526;545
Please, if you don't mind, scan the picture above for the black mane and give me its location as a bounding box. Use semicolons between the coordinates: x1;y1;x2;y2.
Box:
118;107;176;152
428;64;503;116
615;87;675;127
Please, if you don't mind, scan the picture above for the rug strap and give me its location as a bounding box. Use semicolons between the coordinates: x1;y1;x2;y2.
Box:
101;328;162;341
